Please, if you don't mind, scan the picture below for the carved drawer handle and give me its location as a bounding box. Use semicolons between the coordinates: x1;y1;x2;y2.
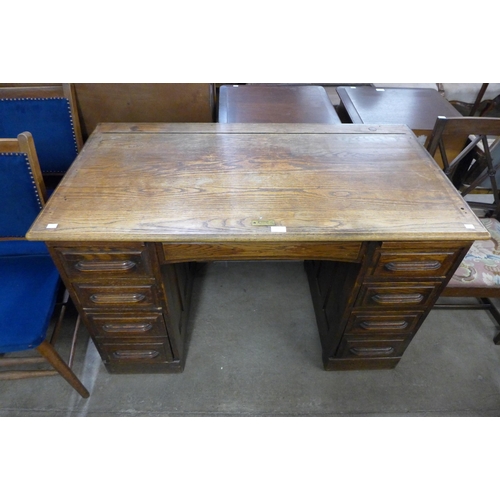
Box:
103;323;153;333
112;350;160;359
372;293;424;305
90;293;146;304
384;261;441;272
349;347;394;356
360;320;409;330
75;260;136;272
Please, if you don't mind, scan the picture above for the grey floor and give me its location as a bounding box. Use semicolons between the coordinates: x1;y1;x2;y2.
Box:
2;260;500;417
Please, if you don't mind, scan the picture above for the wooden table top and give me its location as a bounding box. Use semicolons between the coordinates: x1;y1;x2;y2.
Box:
337;86;462;135
27;123;488;243
218;85;341;124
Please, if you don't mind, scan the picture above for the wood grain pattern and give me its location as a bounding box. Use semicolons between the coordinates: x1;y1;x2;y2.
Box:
161;241;363;263
28;123;485;373
26;123;488;244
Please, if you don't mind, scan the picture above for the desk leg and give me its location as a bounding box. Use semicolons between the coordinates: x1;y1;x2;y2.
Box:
305;259;367;368
158;261;197;368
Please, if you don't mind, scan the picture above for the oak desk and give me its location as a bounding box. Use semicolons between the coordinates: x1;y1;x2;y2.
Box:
27;123;488;374
336;86;462;144
218;85;341;124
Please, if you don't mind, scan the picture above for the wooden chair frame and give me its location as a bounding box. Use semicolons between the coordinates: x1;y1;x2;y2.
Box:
426;117;500;345
0;84;83;191
426;116;500;217
0;132;89;397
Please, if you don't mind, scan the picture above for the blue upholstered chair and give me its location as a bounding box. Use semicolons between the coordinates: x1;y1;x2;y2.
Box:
0;84;83;184
427;117;500;344
0;132;89;397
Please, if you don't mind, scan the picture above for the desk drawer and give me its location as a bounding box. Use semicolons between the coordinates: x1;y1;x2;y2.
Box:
356;282;439;309
74;283;161;309
99;339;173;364
337;338;408;359
87;312;167;338
52;245;153;280
368;243;465;280
345;312;421;336
161;241;363;263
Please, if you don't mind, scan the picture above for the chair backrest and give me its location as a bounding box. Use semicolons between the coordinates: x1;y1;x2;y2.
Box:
0;84;83;175
0;132;89;397
426;116;500;217
72;83;216;139
0;132;46;239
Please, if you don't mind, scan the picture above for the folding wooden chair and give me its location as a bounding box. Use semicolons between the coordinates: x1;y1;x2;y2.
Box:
426;117;500;344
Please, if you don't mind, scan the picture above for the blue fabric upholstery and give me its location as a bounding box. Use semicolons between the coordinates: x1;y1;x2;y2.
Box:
0;137;63;357
0;152;43;237
0;254;60;352
0;240;49;256
0;149;58;352
0;98;78;174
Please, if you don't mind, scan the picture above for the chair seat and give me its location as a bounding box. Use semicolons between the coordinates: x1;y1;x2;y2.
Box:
0;254;60;352
449;218;500;288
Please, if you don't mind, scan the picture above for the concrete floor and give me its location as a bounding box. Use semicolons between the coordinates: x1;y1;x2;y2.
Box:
2;260;500;417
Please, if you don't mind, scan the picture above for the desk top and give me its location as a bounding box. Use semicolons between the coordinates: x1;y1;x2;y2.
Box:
27;123;488;243
218;85;341;124
337;86;462;133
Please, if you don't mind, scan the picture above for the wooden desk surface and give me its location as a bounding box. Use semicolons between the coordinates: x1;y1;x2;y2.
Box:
27;123;488;243
337;86;462;135
218;85;341;124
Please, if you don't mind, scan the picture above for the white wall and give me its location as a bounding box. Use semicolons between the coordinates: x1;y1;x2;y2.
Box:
442;83;500;103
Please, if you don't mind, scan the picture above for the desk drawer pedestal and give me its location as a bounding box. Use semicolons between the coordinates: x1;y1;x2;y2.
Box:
48;243;194;374
306;241;472;370
49;239;472;374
